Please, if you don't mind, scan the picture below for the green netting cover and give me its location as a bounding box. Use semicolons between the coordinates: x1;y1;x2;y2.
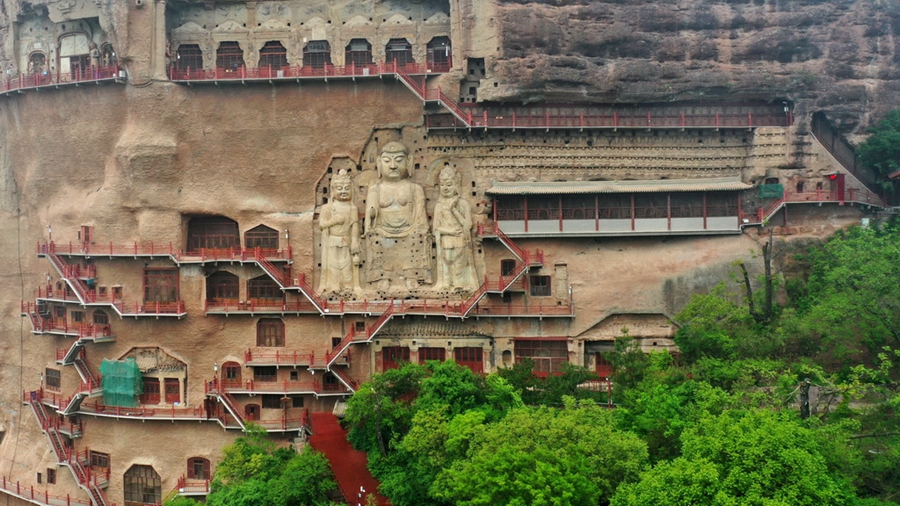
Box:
758;184;784;199
99;358;143;407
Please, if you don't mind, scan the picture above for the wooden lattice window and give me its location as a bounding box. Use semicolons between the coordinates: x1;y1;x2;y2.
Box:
45;368;61;390
385;38;414;66
527;196;558;221
670;192;704;219
382;346;410;371
426;36;452;71
89;451;110;469
500;259;516;276
164;378;181;404
206;271;239;302
262;395;282;409
256;318;284;347
143;268;179;303
93;310;109;325
706;192;739;217
418;347;446;364
222;361;241;388
248;275;282;302
187;217;240;252
596;353;613;379
496;196;525;221
345;39;372;66
454;347;483;373
254;366;277;382
245;225;279;251
530;275;551;297
176;44;203;71
258;41;288;69
216;41;244;71
633;193;667;219
187;458;210;480
141;378;160;404
323;373;340;392
562;195;595;220
514;339;568;375
303;40;331;68
46;468;56;484
123;465;161;506
79;226;93;243
597;194;632;220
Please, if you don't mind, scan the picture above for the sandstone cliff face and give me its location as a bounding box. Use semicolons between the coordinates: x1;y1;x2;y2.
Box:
479;0;900;133
0;0;884;503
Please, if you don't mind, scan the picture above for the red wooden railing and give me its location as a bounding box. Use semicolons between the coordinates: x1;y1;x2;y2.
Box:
176;474;210;495
1;65;121;94
204;298;320;313
76;399;205;419
0;475;93;506
169;61;447;82
747;186;887;225
244;348;350;368
213;378;350;395
39;240;292;263
325;303;396;368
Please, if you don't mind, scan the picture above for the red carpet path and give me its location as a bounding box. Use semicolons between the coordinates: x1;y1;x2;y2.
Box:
309;412;390;506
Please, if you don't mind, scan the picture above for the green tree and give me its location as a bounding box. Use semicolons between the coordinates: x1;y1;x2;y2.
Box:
344;363;426;456
858;110;900;181
206;424;338;506
614;409;854;506
433;399;648;506
801;226;900;358
616;379;729;462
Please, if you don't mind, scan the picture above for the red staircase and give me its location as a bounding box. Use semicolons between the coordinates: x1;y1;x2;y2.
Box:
394;65;470;126
254;249;327;312
325;304;396;370
24;391;112;506
308;412;389;506
37;248;186;317
204;381;247;430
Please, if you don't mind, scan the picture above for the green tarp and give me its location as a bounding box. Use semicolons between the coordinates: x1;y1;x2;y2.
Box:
758;184;784;199
99;358;143;407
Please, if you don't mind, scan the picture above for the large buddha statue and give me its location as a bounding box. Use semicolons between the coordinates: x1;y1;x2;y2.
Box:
364;142;431;290
318;169;361;294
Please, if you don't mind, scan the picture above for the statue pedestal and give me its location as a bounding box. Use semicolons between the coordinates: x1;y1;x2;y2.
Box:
365;231;433;290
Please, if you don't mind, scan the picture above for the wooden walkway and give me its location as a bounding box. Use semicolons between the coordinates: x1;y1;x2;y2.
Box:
309;412;389;506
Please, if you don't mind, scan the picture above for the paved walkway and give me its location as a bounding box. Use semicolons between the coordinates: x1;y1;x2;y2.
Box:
309;412;389;506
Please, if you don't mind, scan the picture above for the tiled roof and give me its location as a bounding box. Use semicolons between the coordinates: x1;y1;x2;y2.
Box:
379;319;489;338
487;176;752;195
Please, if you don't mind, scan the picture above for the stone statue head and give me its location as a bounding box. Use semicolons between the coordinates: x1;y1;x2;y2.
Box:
438;165;461;198
378;142;412;181
331;169;352;202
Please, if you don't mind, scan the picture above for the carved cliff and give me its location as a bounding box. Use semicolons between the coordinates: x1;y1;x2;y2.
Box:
468;0;900;134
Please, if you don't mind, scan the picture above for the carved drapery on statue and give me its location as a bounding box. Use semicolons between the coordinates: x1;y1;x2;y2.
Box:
318;169;362;294
433;165;477;291
364;142;432;290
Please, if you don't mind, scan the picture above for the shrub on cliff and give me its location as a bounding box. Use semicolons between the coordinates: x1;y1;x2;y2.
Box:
859;110;900;180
